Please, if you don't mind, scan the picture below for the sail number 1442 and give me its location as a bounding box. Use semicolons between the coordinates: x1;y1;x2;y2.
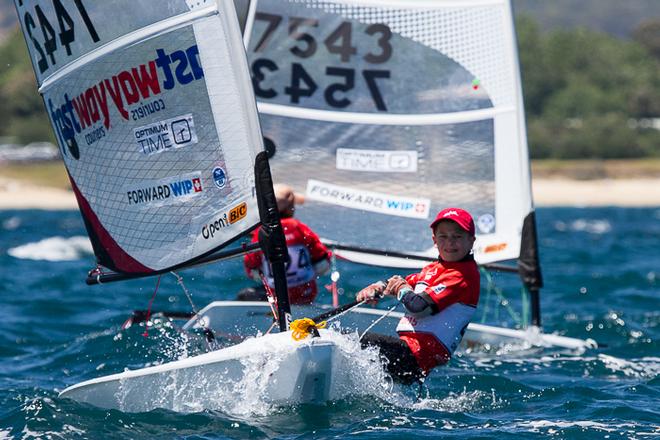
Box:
18;0;99;75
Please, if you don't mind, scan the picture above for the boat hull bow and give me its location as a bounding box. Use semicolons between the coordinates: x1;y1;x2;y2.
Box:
59;331;336;412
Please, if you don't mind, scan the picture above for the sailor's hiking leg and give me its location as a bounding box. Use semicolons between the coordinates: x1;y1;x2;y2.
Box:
360;332;425;385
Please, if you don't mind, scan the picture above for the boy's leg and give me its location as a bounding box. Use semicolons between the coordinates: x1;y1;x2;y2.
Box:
361;332;425;385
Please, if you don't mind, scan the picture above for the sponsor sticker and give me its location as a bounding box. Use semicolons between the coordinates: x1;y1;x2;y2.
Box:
484;243;507;253
431;283;446;294
201;202;248;240
134;113;198;156
477;213;496;234
229;202;247;224
213;166;227;189
336;148;418;173
306;179;430;219
125;171;203;208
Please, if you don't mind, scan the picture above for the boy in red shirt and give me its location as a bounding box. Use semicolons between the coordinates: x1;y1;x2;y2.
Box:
356;207;480;383
241;184;331;304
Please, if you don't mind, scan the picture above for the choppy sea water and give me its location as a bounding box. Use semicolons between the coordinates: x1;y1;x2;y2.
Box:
0;207;658;439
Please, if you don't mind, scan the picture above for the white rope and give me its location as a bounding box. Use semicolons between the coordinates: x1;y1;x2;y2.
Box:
325;299;367;324
170;271;198;313
170;271;216;350
359;303;401;341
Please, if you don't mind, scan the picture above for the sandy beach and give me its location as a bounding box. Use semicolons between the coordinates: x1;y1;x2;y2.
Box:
1;176;659;210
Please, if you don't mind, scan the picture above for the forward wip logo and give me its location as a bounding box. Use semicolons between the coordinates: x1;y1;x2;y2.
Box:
229;202;247;224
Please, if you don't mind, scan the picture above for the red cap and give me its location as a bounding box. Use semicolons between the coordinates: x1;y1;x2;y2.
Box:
430;208;475;236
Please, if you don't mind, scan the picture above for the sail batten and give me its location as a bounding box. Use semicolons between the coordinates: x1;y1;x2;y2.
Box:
258;102;517;125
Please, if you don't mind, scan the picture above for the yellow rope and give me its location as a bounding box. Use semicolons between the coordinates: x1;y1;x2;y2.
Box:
290;318;327;340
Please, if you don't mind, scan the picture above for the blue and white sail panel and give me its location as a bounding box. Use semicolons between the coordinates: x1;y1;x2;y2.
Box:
15;0;262;273
247;0;531;265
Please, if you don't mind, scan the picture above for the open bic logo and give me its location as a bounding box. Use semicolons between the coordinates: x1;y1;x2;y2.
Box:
201;202;248;239
229;202;247;224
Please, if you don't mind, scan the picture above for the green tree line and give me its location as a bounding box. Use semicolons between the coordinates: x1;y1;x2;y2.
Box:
0;16;659;158
0;29;55;144
518;15;660;158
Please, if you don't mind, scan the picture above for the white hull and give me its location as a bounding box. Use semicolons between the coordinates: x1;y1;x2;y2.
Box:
59;331;337;412
60;301;596;412
186;301;597;352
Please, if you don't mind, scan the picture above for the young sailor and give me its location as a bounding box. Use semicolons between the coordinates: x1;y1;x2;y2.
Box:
356;207;480;383
241;184;331;304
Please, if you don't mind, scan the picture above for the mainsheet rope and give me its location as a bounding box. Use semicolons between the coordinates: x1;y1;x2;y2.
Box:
141;275;161;337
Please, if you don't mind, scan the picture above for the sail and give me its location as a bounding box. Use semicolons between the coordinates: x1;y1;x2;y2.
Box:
15;0;263;274
245;0;533;267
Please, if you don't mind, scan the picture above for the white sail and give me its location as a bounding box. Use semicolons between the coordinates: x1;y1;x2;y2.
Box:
15;0;263;273
246;0;532;266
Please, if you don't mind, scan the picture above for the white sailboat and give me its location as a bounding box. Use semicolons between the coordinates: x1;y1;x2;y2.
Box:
15;0;595;412
15;0;354;411
190;0;597;351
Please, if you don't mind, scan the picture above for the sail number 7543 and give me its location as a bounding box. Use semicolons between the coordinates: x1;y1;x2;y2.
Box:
251;12;392;111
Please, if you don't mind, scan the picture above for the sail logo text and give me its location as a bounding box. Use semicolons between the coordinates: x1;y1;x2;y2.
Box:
134;114;198;155
305;179;430;220
126;172;203;208
202;202;248;239
336;149;418;173
48;44;204;159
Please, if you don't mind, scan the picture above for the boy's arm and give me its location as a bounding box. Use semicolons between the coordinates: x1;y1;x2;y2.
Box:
394;270;470;315
382;273;435;317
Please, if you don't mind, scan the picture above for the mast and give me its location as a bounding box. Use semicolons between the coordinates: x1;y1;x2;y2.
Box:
518;211;543;327
254;151;291;331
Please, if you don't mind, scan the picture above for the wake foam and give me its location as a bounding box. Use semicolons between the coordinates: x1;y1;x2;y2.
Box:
554;219;612;234
8;236;93;261
77;329;414;415
180;330;409;416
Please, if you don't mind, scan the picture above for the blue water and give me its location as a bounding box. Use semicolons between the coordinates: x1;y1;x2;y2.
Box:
1;207;658;439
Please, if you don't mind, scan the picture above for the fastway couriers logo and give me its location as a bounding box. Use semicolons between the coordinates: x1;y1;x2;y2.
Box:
48;44;204;160
126;172;203;208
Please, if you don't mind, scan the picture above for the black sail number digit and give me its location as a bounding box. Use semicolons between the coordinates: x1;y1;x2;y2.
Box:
252;58;279;99
54;0;75;55
35;5;57;65
324;67;354;108
73;0;99;42
24;12;48;73
363;70;390;111
254;12;282;52
324;21;356;62
284;63;318;103
364;23;393;64
288;17;318;58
